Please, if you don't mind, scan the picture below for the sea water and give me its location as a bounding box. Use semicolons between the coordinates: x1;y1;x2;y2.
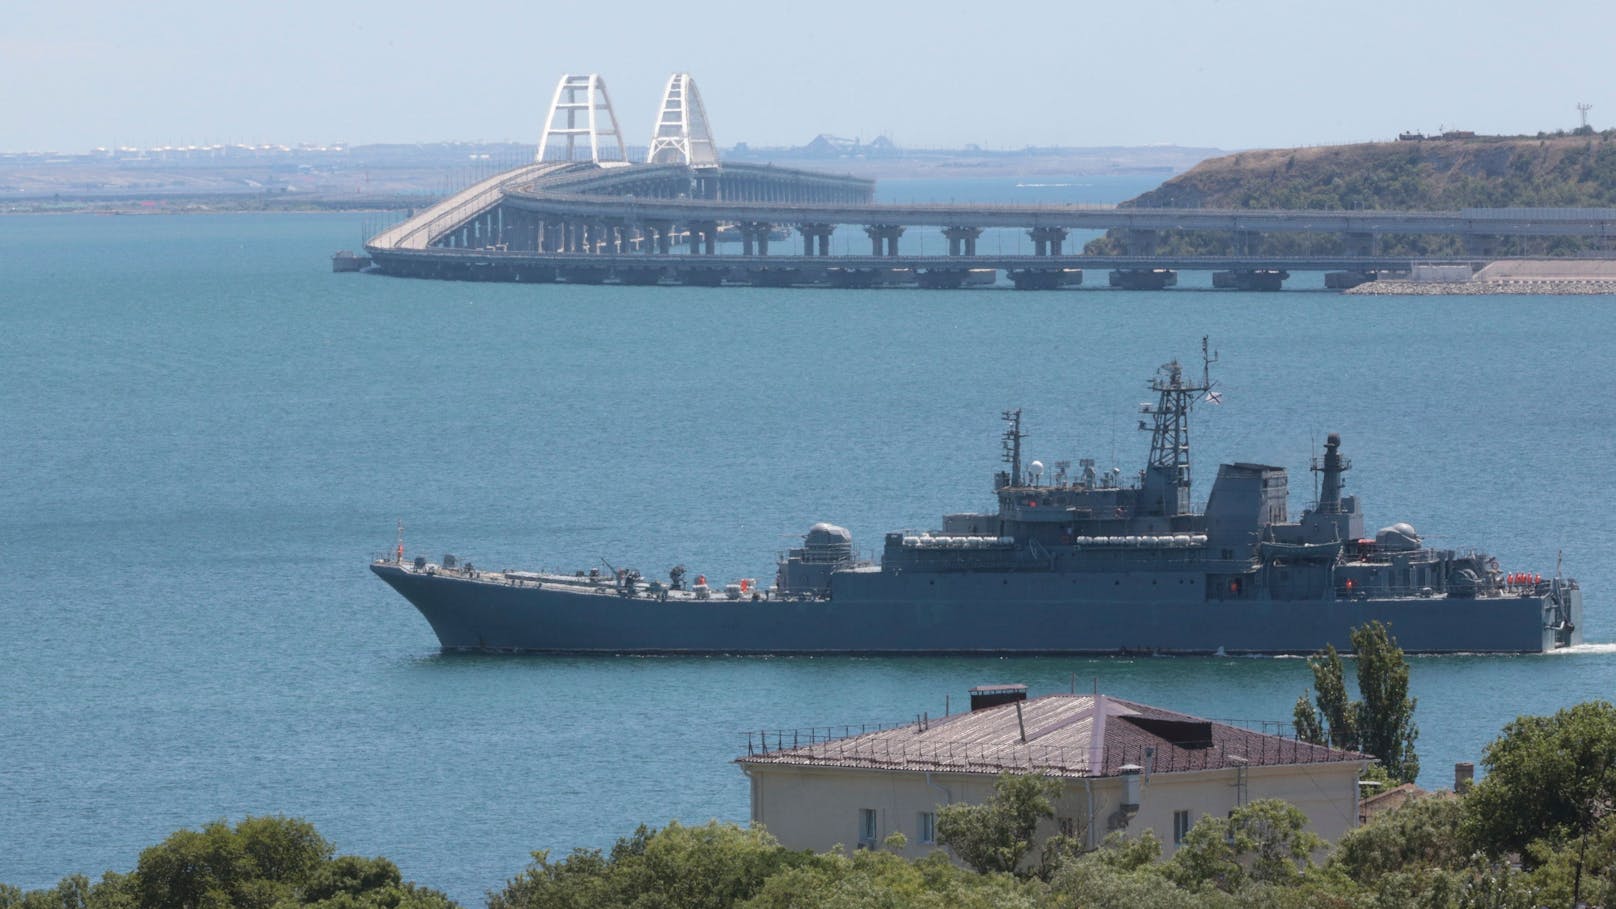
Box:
2;187;1614;904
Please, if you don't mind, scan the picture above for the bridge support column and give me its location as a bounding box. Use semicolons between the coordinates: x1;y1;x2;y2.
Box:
865;224;905;257
799;223;835;256
1028;227;1069;256
738;222;772;256
1345;231;1380;257
1212;269;1289;291
644;221;673;254
943;226;983;256
684;221;718;255
684;221;719;255
1124;229;1158;256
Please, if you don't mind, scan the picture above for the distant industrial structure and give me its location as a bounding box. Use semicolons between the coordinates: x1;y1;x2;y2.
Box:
362;74;1616;291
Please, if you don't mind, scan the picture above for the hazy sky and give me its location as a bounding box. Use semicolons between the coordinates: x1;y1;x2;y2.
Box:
4;0;1612;153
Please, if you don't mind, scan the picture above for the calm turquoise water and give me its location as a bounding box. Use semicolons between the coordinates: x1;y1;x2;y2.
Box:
3;190;1615;904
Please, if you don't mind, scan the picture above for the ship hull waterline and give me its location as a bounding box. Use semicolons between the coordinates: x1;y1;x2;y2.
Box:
372;563;1579;655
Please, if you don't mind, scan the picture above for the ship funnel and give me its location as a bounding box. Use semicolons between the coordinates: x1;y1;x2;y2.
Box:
969;683;1027;711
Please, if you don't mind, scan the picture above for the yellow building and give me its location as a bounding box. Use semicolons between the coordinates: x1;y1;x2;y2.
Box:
737;686;1369;861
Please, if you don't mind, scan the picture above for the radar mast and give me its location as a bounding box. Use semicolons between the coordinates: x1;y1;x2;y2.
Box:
999;409;1025;489
1138;337;1217;516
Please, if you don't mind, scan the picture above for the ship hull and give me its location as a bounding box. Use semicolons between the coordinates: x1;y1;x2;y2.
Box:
371;563;1580;655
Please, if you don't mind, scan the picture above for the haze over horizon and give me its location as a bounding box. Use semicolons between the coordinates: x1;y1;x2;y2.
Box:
4;0;1612;155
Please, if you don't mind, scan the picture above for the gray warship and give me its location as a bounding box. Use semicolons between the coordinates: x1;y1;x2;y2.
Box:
372;343;1581;655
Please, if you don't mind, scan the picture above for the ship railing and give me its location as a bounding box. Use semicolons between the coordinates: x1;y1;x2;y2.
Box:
742;730;1365;775
1333;580;1549;599
1350;546;1448;564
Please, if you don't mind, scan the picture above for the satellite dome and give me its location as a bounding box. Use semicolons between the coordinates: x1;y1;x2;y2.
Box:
1375;523;1421;551
806;523;853;545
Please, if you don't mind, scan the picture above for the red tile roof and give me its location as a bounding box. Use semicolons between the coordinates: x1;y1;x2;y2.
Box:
738;694;1369;779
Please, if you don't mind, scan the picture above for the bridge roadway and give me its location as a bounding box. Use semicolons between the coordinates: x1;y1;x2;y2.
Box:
365;246;1502;289
503;191;1616;239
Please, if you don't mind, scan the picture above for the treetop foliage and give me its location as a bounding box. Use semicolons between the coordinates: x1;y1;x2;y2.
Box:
934;773;1067;877
1463;700;1616;862
11;700;1616;908
1293;622;1420;784
0;815;455;909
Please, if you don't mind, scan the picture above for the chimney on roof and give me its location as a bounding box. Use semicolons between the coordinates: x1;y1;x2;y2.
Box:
969;684;1027;711
1455;761;1475;793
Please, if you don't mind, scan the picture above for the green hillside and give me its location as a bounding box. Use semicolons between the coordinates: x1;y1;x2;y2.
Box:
1086;132;1616;256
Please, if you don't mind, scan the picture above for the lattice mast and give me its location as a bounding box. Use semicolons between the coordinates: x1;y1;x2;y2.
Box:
647;73;719;166
995;409;1025;490
1138;337;1217;516
535;74;628;164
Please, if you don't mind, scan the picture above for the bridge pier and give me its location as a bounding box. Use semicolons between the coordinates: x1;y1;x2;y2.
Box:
942;226;983;256
1212;269;1288;291
1109;268;1178;290
865;224;905;256
1009;267;1082;290
738;222;773;256
686;221;718;255
1324;271;1377;289
799;223;835;256
1345;231;1381;257
1124;229;1158;257
1027;227;1069;256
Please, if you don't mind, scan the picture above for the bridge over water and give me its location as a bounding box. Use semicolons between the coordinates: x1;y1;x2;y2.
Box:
365;74;1616;291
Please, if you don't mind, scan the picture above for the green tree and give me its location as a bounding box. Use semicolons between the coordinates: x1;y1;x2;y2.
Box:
1295;644;1356;750
741;849;1041;909
1464;700;1616;899
4;818;452;909
489;821;802;909
1330;794;1468;885
1352;623;1420;784
1293;622;1419;783
1166;799;1323;893
934;773;1064;876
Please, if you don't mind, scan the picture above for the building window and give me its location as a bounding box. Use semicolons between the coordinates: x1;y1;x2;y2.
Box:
858;808;878;847
1058;816;1076;838
1173;809;1192;845
917;811;935;844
